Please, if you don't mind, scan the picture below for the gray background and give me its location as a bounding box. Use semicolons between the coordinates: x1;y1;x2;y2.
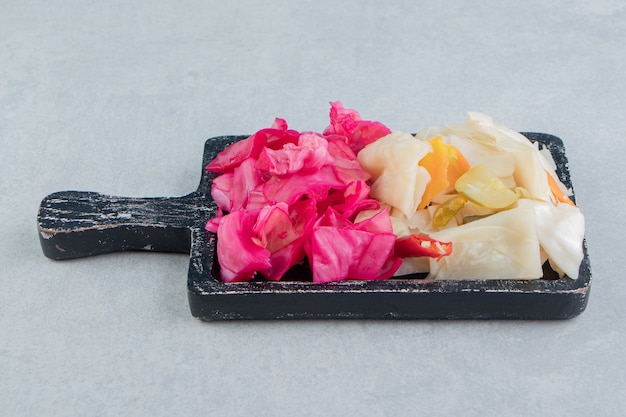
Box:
2;1;624;416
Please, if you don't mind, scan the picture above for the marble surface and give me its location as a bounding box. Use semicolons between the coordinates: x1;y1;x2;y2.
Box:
1;1;624;416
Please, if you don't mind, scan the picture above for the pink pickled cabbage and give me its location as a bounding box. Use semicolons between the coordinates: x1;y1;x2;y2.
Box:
205;102;401;283
215;209;271;283
323;101;392;154
206;118;300;173
253;200;317;281
306;209;401;283
256;132;335;175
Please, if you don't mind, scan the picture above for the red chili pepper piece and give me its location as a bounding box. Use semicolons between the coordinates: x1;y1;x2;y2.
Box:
394;234;452;261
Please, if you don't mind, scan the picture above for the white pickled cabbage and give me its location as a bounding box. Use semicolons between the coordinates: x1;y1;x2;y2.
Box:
441;114;552;202
448;134;516;180
357;112;584;281
466;112;536;152
529;201;585;278
428;200;543;280
395;256;431;276
512;147;552;202
358;131;432;218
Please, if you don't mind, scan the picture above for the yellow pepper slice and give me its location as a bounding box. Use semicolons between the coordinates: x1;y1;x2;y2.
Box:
433;195;468;227
446;141;471;187
418;137;470;209
455;164;519;209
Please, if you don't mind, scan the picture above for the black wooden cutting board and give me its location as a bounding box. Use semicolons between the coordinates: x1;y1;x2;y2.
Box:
37;133;592;320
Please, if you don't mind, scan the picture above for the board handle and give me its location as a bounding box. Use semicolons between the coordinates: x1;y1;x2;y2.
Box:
37;191;213;260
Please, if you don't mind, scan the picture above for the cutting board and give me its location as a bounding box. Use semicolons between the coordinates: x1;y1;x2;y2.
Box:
37;133;592;320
